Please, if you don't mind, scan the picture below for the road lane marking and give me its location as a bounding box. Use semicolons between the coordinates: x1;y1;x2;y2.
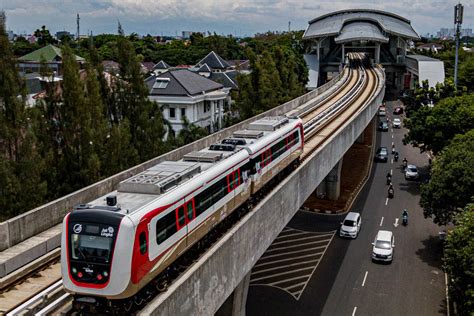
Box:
390;169;393;175
250;228;335;300
392;134;394;139
391;158;393;164
385;198;389;205
380;217;384;226
362;271;368;287
352;306;357;316
393;218;399;227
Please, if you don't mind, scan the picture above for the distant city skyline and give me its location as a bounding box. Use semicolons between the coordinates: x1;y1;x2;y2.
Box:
1;0;473;38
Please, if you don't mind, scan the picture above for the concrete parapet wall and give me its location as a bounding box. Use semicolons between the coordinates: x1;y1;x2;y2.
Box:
0;72;345;252
140;68;385;315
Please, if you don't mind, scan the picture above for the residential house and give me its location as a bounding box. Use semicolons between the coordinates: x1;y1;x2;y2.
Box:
145;69;230;135
18;44;85;75
152;60;171;75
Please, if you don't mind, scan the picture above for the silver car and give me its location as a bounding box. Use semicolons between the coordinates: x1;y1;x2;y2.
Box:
405;164;419;180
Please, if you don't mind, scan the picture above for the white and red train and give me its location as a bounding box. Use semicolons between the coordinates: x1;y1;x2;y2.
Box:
61;116;304;308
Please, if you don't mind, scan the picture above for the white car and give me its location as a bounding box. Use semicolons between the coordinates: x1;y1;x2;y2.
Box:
378;107;386;116
339;212;361;238
372;230;394;262
405;164;419;180
393;118;401;128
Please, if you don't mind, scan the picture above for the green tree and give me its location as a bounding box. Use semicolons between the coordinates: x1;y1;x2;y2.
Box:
420;130;474;225
0;11;46;216
115;24;166;161
33;25;57;46
443;204;474;315
176;117;209;146
403;93;474;155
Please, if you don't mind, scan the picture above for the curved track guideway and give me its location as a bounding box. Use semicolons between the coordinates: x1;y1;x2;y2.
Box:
137;54;383;314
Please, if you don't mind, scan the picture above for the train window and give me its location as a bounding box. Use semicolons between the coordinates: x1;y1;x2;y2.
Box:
156;211;178;245
139;232;147;255
195;177;227;216
177;206;186;228
234;170;240;187
261;149;272;167
186;201;194;221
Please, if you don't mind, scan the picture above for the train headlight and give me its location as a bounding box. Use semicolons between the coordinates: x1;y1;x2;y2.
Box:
72;267;77;274
103;271;108;277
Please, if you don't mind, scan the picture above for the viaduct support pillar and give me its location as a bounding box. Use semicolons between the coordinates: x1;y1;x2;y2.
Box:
375;43;380;64
325;160;343;200
215;272;250;316
356;131;365;144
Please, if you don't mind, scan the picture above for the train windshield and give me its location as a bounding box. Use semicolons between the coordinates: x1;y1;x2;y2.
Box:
71;234;113;264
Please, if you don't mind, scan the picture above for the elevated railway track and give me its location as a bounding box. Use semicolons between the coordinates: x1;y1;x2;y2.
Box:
0;53;383;315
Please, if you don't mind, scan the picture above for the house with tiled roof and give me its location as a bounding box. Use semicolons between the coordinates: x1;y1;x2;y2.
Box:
195;51;231;72
152;60;171;74
17;44;84;75
145;69;231;135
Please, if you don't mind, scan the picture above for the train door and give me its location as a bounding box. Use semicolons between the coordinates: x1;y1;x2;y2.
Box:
176;198;196;246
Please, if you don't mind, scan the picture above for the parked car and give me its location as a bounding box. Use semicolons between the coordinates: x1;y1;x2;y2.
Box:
392;118;401;128
339;212;362;238
405;164;419;180
378;121;389;131
372;230;394;262
378;107;386;116
374;147;388;162
393;106;404;115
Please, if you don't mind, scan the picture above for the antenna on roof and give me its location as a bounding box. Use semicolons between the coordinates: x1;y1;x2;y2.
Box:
76;13;80;40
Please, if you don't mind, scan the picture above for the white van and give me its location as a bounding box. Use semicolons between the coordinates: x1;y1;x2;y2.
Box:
339;212;361;238
371;230;394;262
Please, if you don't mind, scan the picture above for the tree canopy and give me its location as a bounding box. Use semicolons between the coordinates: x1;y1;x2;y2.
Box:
403;93;474;155
420;130;474;225
443;204;474;315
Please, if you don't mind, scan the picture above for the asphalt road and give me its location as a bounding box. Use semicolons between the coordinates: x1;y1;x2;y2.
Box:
246;101;447;316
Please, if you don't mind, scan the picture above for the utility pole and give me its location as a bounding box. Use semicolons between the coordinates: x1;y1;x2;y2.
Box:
454;3;463;90
288;21;291;33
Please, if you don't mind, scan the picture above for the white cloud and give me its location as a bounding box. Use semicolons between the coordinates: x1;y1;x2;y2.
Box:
1;0;473;35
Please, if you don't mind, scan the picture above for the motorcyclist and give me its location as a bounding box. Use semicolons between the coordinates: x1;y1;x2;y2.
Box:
386;172;392;184
402;209;408;225
402;157;408;169
394;151;399;161
388;184;394;197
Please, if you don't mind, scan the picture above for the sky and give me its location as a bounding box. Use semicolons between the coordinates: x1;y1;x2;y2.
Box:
1;0;473;37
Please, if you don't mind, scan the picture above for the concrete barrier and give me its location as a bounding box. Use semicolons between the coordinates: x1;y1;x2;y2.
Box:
0;71;346;252
139;68;385;315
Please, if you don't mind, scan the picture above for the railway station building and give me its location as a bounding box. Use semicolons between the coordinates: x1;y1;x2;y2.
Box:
302;9;441;92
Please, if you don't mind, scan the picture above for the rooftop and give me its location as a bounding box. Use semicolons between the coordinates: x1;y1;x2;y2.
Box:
406;54;442;62
18;44;85;62
303;9;420;40
145;69;224;96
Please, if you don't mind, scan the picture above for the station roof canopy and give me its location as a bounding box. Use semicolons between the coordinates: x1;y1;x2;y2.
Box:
335;22;389;43
303;9;420;41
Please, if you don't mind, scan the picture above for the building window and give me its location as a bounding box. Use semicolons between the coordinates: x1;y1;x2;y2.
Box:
181;108;186;118
169;107;175;118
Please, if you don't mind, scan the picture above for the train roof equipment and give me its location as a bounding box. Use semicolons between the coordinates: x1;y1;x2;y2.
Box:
71;116;301;217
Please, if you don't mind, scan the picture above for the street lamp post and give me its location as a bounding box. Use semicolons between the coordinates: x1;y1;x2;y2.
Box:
454;3;463;90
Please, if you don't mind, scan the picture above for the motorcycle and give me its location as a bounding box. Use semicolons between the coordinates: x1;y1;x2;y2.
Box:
402;159;408;169
388;187;394;198
402;214;408;225
402;209;408;225
386;175;392;185
394;152;399;162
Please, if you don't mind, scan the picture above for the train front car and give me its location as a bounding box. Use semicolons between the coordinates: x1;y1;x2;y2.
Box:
61;204;135;312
